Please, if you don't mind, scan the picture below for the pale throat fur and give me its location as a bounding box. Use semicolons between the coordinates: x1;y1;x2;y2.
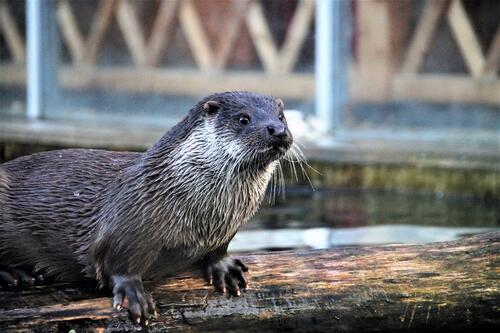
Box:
162;119;277;253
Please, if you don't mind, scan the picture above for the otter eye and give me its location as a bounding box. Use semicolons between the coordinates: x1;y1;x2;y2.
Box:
278;113;285;122
239;115;251;125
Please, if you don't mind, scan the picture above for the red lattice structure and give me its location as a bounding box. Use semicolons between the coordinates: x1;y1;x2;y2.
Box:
352;0;499;104
0;0;498;104
0;0;315;99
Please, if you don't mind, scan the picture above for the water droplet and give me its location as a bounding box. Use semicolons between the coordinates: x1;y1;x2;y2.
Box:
73;192;80;197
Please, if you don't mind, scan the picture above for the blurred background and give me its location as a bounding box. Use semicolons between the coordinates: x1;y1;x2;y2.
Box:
0;0;499;251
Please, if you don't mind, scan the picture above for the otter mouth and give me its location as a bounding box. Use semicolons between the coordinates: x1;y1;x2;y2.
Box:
271;144;290;154
259;142;291;157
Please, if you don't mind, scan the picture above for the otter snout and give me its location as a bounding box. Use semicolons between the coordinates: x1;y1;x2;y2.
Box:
266;123;286;138
265;121;293;150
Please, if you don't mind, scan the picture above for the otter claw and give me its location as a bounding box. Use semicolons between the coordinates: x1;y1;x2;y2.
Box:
12;268;36;286
111;275;156;325
0;271;18;287
207;257;249;297
0;267;41;288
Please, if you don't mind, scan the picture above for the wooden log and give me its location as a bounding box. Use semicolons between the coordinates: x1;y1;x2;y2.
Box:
0;232;498;332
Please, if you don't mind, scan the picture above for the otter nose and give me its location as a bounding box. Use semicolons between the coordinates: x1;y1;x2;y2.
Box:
266;123;287;138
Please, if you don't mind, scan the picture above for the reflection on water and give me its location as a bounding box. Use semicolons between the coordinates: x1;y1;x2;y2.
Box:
229;226;497;252
229;187;499;252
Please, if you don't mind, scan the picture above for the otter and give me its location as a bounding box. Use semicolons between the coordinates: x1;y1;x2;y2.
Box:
0;91;293;324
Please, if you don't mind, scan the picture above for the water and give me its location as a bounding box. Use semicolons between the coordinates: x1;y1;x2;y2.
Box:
228;187;499;252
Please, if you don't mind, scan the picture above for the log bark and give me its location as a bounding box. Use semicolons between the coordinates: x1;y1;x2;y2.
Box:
0;232;498;332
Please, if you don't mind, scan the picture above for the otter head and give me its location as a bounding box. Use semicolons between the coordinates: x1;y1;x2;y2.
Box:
200;91;293;167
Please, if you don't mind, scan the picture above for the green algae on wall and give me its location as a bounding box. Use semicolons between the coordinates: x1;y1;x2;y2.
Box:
284;161;499;200
2;142;499;200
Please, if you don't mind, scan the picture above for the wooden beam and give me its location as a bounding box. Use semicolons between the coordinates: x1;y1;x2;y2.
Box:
3;62;500;104
0;233;498;332
356;0;392;100
0;63;25;85
245;1;280;73
178;0;214;71
56;67;315;99
57;0;85;64
0;62;311;98
279;0;315;74
401;0;449;73
84;0;118;64
0;2;25;63
0;118;164;150
482;26;500;78
392;73;500;104
146;0;179;67
447;0;485;78
213;0;250;71
116;0;147;66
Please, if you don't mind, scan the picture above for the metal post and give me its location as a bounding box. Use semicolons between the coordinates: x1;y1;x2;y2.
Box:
26;0;58;120
27;0;41;119
315;0;349;133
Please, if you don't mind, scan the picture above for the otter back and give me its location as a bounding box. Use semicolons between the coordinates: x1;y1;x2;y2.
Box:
0;149;140;280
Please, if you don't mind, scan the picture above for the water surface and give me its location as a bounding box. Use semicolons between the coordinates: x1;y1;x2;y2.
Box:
229;188;499;252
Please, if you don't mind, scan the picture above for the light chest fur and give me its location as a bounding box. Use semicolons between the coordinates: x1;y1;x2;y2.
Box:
157;122;275;251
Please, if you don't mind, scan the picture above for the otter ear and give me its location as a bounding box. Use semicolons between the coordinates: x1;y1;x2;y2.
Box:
276;98;284;109
203;101;220;114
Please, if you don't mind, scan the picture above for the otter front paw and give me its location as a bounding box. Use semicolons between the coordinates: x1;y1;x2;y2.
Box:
111;275;157;325
0;267;43;288
207;257;248;296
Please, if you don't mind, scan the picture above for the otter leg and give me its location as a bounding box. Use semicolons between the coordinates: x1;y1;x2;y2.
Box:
200;243;249;296
206;257;249;297
111;275;157;325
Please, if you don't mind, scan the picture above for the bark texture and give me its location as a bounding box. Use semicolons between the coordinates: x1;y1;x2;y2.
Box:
0;232;498;332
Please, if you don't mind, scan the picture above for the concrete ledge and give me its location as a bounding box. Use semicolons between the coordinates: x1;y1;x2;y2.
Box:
1;118;499;198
